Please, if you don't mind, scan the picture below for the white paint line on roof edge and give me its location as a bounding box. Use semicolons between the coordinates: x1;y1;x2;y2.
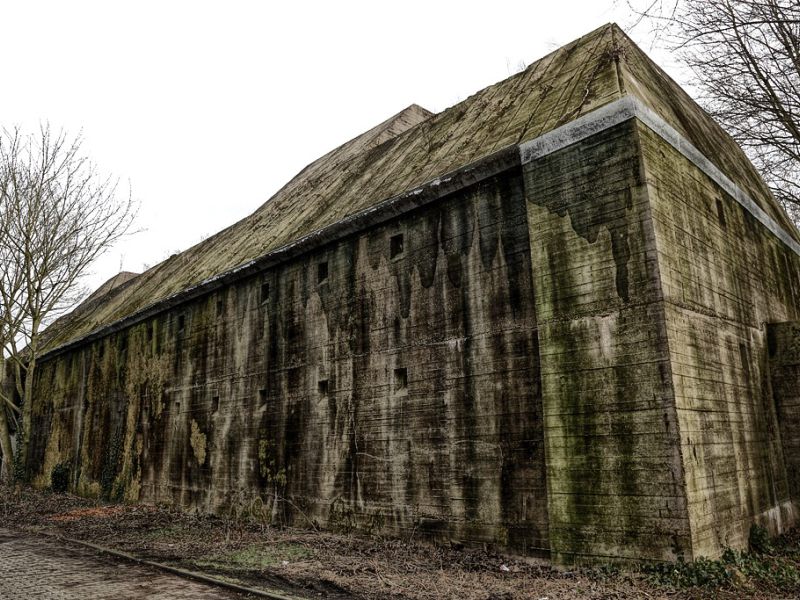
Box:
519;96;639;162
519;95;800;257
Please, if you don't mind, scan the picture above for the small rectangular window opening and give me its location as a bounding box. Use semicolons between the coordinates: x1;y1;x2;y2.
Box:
216;299;224;316
390;233;404;259
317;261;328;283
258;388;267;406
119;336;128;352
177;314;186;332
98;343;105;358
318;379;329;396
716;198;727;228
394;367;408;391
174;399;181;412
212;395;220;413
739;343;750;375
261;282;270;304
146;324;154;342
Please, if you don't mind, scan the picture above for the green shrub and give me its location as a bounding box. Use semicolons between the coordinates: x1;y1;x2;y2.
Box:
644;543;800;591
645;556;730;588
749;523;772;554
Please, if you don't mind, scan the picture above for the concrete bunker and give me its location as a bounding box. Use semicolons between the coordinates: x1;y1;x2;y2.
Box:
16;24;800;564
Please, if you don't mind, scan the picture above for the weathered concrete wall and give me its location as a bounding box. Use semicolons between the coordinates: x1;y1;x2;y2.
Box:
26;170;549;555
24;108;800;565
768;323;800;506
523;120;690;563
640;122;800;558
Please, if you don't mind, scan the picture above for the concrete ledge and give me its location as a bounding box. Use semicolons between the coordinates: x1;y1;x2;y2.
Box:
519;96;639;162
628;98;800;257
520;95;800;257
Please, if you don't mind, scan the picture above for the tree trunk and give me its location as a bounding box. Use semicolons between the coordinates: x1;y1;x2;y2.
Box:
0;401;13;482
19;355;35;480
0;355;15;482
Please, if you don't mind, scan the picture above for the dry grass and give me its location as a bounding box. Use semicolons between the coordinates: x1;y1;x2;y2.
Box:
1;485;796;600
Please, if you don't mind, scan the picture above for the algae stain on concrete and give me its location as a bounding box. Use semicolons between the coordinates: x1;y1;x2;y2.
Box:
190;420;207;465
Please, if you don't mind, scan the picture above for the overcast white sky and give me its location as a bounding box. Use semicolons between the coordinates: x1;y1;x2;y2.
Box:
1;0;680;295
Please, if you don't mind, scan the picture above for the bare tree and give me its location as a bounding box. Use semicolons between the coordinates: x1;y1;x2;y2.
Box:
0;125;136;482
0;142;26;481
628;0;800;219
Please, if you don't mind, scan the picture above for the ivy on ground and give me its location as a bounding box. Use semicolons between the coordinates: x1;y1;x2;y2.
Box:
643;525;800;592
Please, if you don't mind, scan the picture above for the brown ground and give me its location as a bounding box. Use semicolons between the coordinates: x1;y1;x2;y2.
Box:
1;486;797;600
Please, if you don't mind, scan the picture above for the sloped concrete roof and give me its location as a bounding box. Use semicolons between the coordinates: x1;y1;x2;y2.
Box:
41;23;797;353
81;271;139;305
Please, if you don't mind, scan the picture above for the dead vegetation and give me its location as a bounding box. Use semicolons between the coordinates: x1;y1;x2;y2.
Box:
1;485;798;600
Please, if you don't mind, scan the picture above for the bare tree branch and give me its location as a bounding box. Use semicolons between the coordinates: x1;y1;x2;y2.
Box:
0;124;137;481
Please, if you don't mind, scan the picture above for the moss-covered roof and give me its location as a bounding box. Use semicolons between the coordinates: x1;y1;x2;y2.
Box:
42;23;797;353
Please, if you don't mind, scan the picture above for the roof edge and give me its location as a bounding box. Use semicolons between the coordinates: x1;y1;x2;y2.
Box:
40;143;521;361
41;93;800;362
520;95;800;256
610;23;800;243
